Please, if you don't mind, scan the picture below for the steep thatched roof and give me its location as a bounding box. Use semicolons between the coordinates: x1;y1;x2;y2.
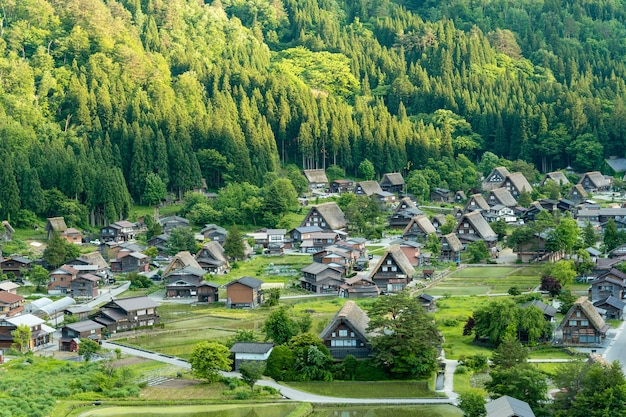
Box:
355;181;383;196
303;169;329;184
380;172;405;186
489;188;518;207
371;244;416;278
482;166;510;191
319;300;371;341
46;217;67;233
541;172;570;186
456;211;497;240
465;193;490;212
402;215;436;236
557;296;608;334
441;233;463;252
579;171;611;190
196;241;228;265
505;172;533;194
568;184;589;199
162;251;203;276
312;202;347;230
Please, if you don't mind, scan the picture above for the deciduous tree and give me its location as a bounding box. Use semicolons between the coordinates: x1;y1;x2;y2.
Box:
189;341;232;383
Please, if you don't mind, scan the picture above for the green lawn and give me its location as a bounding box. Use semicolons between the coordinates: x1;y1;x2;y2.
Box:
427;266;542;295
75;403;299;417
286;381;444;398
449;266;519;278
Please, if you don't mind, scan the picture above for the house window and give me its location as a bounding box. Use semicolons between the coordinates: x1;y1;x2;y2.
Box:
576;311;581;317
581;320;589;326
339;329;348;337
569;320;577;326
332;332;336;337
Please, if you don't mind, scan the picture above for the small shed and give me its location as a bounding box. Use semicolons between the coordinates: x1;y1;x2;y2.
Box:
230;342;274;371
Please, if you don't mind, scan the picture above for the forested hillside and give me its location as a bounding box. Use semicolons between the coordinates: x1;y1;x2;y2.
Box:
1;0;625;227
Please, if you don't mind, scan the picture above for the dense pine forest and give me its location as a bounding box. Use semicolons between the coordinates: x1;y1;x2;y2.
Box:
1;0;626;227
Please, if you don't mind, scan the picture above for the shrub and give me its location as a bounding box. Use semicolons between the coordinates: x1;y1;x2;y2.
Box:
455;365;468;374
442;318;458;327
235;390;250;400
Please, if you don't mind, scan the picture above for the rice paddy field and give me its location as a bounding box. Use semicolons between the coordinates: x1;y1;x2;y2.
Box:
425;266;544;296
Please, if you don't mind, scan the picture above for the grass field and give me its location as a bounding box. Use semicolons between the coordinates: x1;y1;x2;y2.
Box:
426;266;543;296
77;403;299;417
286;381;445;398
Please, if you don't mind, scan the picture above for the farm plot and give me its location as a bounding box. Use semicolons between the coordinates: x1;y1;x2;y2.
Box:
426;266;541;296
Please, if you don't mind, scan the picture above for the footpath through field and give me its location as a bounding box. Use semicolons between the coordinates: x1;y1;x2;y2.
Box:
102;341;458;405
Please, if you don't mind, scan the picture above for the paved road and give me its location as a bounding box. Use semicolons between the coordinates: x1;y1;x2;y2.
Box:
602;319;626;367
85;282;130;308
102;341;457;405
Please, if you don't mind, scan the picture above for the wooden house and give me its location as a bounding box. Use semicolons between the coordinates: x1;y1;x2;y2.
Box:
522;299;557;323
299;231;339;254
62;228;82;245
45;217;67;240
501;172;533;199
59;320;104;352
373;191;396;208
320;301;372;359
0;280;19;294
354;180;383;197
226;277;264;308
110;249;149;273
417;293;436;311
338;276;379;299
64;305;92;321
485;395;536;417
300;202;347;232
0;255;32;278
487;188;518;207
481;166;510;191
197;281;220;303
453;211;498;248
99;220;138;243
0;221;13;242
431;214;447;233
379;173;405;194
440;233;463;263
200;224;228;245
289;226;324;247
568;184;588;203
67;252;110;276
388;197;424;229
369;245;416;293
48;265;79;295
397;240;423;267
94;296;160;334
69;274;100;299
0;291;24;317
158;216;190;234
303;169;329;191
464;194;490;213
589;269;626;301
330;179;354;194
402;215;437;242
593;296;625;320
454;191;467;203
230;342;274;371
430;188;454;203
162;251;203;276
0;314;55;351
165;265;207;297
578;171;611;192
557;297;609;346
195;241;229;274
541;172;570;186
300;263;344;293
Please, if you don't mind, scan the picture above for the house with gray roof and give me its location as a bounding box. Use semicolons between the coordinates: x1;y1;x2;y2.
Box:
226;277;264;308
578;171;611;192
163;251;203;276
522;299;557;323
200;224;228;245
389;197;424;229
300;262;344;294
230;342;274;370
568;183;588;203
320;301;372;359
556;297;609;346
300;202;347;232
0;314;55;351
370;245;416;293
339;276;379;299
485;395;536;417
94;296;160;334
158;216;190;234
593;296;626;320
59;320;105;352
605;157;626;177
380;173;405;193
